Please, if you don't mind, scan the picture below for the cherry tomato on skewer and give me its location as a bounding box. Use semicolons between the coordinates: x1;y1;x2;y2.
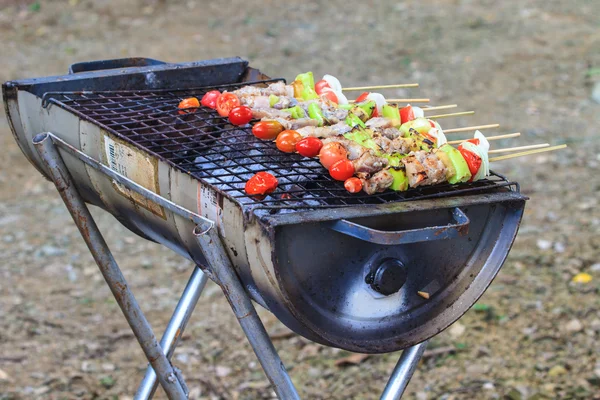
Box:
216;93;240;117
178;97;200;115
319;142;348;169
276;130;303;153
329;159;355;181
344;177;363;193
295;137;323;158
228;105;253;126
252;120;285;140
245;172;278;195
201;90;221;109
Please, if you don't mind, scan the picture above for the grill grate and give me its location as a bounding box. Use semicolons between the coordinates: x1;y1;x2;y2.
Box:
44;80;518;213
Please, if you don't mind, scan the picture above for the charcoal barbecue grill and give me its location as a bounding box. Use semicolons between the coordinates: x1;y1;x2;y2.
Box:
3;57;527;399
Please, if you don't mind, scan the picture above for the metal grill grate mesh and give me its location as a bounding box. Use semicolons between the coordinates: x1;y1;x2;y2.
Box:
44;80;518;213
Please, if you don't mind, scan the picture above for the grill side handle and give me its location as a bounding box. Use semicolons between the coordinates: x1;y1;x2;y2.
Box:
327;207;469;245
68;58;167;74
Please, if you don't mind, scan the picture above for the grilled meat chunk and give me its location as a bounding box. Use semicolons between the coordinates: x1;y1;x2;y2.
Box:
296;122;352;138
252;108;295;120
402;151;447;188
322;137;367;160
365;117;394;130
353;151;389;174
234;81;293;98
361;169;394;194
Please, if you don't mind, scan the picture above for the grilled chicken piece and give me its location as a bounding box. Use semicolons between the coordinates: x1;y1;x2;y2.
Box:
415;151;447;184
402;155;428;187
276;118;319;131
353;151;389;174
381;127;401;139
365;117;394;130
361;169;394;194
402;151;447;188
252;108;295;120
322;137;367;160
234;81;293;98
296;122;352;138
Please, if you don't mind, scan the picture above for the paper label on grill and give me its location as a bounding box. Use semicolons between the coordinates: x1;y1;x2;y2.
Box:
197;183;225;237
103;134;165;219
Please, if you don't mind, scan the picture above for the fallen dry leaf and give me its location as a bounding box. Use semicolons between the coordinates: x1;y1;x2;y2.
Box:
334;353;370;367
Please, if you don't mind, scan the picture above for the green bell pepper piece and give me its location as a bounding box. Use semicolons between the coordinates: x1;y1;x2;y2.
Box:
389;168;409;191
345;113;366;128
338;104;353;110
382;153;406;168
295;72;319;100
269;94;279;107
308;103;325;126
343;128;380;152
438;144;472;183
283;105;305;119
355;100;376;119
382;105;401;127
295;71;315;90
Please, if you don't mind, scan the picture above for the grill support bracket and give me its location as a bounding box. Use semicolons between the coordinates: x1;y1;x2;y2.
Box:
31;132;426;399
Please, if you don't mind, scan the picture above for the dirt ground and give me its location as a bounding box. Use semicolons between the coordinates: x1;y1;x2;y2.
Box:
1;0;599;399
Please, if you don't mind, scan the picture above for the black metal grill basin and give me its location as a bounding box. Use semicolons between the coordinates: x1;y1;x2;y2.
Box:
3;57;527;352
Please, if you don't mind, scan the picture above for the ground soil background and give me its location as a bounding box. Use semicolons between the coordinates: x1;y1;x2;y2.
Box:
1;1;599;399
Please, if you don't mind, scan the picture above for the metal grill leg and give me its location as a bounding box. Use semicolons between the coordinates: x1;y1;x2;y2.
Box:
194;228;301;400
380;341;428;400
33;133;188;400
135;266;208;400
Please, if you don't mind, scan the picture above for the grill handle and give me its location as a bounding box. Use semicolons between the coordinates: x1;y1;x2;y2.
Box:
328;207;469;245
68;57;167;74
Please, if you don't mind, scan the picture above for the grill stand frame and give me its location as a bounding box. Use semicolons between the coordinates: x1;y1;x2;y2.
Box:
32;132;425;400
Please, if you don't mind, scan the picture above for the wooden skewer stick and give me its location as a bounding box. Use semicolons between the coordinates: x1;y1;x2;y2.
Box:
488;143;550;154
447;132;520;145
386;98;430;103
489;144;567;162
342;83;419;91
422;104;458;112
444;124;500;133
428;111;474;119
348;98;430;104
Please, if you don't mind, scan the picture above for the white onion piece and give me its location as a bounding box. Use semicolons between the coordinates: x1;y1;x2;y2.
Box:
460;141;487;181
412;106;424;119
366;92;387;114
321;88;349;105
474;130;490;176
322;74;342;93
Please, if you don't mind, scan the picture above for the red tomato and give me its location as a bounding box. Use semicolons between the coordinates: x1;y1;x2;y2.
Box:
355;92;370;103
228;105;253;126
216;93;240;117
320;89;338;104
329;159;355;181
276;130;302;153
319;142;348;169
252;120;284;140
295;137;323;157
245;172;278;195
372;107;380;118
400;105;415;124
315;79;331;95
344;177;363;193
178;97;200;115
466;138;480;145
201;90;221;109
458;147;482;176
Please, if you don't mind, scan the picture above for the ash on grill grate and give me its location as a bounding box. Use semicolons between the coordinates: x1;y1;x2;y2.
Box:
44;80;519;213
